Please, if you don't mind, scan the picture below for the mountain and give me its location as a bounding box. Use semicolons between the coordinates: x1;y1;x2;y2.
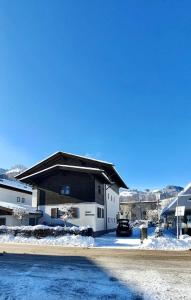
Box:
120;185;184;203
0;168;7;175
0;165;26;180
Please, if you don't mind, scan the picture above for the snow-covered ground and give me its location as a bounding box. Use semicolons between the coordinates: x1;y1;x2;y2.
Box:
0;233;94;247
0;226;190;250
0;251;191;300
95;227;191;250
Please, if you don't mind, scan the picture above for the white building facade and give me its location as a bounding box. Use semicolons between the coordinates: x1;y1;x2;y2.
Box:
0;179;40;226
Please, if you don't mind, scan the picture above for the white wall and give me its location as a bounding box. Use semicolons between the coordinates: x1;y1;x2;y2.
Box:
32;188;38;207
106;186;119;230
38;203;98;231
0;215;29;226
0;187;32;206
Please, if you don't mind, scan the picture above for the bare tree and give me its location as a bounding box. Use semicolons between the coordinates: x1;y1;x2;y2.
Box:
146;209;158;223
13;207;28;225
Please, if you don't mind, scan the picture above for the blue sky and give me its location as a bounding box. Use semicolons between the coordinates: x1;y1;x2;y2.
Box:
0;1;191;190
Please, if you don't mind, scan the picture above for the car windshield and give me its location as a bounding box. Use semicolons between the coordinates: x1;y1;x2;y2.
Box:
118;221;129;227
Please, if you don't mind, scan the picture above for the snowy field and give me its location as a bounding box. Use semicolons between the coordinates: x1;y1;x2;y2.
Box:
0;227;191;250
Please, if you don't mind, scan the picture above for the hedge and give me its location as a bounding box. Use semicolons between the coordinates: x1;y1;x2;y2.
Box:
0;225;93;239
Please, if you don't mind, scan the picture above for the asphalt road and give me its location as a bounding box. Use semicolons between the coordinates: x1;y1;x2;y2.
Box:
0;244;190;300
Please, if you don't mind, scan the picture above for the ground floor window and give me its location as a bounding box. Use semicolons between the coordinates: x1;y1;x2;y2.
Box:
0;218;6;225
97;207;104;218
51;208;59;218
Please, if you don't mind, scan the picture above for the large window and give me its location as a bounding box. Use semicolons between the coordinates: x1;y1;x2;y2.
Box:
17;197;20;203
60;185;70;195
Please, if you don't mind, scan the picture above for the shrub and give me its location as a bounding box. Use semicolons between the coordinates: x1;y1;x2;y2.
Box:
0;225;93;238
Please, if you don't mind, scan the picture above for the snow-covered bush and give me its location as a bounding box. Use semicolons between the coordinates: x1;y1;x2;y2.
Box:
0;225;93;238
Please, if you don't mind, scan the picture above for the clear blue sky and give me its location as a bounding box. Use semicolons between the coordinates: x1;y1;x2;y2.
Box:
0;1;191;190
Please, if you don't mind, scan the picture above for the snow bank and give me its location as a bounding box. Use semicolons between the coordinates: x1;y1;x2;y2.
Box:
141;235;191;250
0;233;94;247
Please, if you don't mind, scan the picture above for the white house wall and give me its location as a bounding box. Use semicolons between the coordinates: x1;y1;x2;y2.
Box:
0;215;29;226
0;187;32;206
106;185;119;230
38;203;98;231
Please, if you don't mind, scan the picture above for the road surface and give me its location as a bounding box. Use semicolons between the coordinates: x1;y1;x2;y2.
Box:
0;244;190;299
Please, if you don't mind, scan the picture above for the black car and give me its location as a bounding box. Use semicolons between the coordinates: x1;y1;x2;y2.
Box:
116;219;132;237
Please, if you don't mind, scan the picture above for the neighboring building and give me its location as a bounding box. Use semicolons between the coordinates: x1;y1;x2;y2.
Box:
161;182;191;235
16;151;127;235
119;186;183;222
0;178;41;226
119;190;158;221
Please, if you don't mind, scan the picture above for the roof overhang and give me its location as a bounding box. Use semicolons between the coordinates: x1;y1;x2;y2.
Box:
18;164;112;185
16;151;128;189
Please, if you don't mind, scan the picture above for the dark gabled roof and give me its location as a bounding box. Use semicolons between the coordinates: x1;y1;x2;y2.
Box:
16;151;128;188
19;164;112;185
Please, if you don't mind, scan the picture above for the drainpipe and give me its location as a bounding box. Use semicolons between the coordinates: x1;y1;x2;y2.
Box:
104;184;107;232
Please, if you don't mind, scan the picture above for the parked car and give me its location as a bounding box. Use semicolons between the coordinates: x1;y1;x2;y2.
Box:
116;219;132;237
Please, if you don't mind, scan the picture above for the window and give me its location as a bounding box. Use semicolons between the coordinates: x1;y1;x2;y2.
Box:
21;198;25;203
108;193;109;199
71;207;79;218
51;208;58;218
17;197;20;203
111;195;112;201
60;185;70;195
97;207;102;218
101;208;104;218
0;218;6;225
98;185;101;194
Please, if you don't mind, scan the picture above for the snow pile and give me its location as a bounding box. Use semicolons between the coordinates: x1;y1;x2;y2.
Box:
95;228;191;250
0;233;94;247
141;235;191;250
0;201;36;214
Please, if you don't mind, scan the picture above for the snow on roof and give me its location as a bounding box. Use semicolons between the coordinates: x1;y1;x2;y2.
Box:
152;189;161;193
19;164;112;183
17;151;113;178
0;201;36;214
0;178;32;193
178;182;191;196
161;183;191;214
120;191;137;197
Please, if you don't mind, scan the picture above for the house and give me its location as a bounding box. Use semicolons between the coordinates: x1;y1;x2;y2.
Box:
119;190;158;221
0;178;41;226
161;182;191;235
16;151;127;235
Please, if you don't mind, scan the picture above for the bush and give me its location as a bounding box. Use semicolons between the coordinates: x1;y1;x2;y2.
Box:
0;225;93;238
